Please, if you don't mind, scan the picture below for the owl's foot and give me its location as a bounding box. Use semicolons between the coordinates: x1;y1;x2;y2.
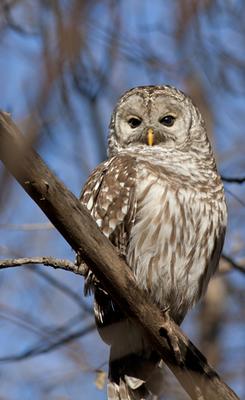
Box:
160;308;183;366
75;250;89;276
75;251;101;296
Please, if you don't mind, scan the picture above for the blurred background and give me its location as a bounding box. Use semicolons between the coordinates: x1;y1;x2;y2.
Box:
0;1;244;399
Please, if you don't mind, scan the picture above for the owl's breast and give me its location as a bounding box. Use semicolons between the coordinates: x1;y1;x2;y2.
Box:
126;168;226;323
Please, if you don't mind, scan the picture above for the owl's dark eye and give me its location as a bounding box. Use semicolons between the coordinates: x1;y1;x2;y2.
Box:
128;117;142;128
159;115;175;127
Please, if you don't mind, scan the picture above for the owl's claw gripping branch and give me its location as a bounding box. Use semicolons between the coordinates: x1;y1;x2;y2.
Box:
75;250;89;276
159;309;183;366
0;111;239;400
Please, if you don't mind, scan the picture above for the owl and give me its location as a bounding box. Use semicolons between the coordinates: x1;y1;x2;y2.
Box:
80;85;227;399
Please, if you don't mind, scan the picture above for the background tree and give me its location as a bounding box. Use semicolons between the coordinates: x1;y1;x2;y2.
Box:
0;1;244;399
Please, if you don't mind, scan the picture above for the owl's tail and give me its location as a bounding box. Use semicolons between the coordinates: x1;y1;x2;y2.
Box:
92;289;164;399
107;350;164;400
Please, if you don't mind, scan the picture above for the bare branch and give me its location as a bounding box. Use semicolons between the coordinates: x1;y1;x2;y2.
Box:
2;2;39;37
29;267;93;313
221;254;245;275
222;176;245;184
0;111;239;400
225;187;245;207
0;256;79;272
0;321;95;363
0;256;92;311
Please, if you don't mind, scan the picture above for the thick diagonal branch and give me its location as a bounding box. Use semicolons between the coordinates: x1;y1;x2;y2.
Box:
0;112;239;400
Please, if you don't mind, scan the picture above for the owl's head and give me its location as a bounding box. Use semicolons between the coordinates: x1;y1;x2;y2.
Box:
108;85;210;158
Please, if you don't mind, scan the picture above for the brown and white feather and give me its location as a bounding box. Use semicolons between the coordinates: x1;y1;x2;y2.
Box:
79;85;227;399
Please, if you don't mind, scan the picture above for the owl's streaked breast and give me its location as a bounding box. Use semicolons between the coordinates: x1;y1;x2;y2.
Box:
126;160;226;323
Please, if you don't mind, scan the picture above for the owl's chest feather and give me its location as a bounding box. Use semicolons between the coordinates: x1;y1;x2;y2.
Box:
126;171;226;321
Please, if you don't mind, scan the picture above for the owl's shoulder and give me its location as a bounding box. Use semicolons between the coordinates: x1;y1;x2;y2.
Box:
80;153;138;242
80;154;137;203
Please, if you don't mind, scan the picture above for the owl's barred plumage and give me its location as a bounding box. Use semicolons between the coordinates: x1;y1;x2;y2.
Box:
80;85;227;399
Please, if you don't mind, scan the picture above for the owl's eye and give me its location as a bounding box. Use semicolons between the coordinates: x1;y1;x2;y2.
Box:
159;115;175;127
128;117;142;128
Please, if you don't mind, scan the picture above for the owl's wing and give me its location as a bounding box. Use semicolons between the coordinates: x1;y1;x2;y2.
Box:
79;154;137;338
80;153;137;255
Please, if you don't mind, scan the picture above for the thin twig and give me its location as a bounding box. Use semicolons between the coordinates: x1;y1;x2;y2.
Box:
29;267;93;313
225;187;245;207
221;254;245;275
0;256;86;274
222;175;245;184
0;322;95;362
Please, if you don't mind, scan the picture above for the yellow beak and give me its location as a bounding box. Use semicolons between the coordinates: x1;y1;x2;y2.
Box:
147;128;154;146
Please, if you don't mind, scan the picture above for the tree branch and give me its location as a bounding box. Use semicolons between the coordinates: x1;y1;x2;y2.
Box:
29;267;93;312
221;254;245;275
222;175;245;184
0;321;95;362
0;111;239;400
0;256;77;271
0;256;93;311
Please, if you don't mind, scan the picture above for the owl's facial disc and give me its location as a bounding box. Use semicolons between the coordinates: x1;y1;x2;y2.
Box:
113;92;192;151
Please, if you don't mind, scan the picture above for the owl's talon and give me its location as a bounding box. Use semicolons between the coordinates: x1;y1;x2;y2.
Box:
161;308;183;366
169;334;183;366
75;251;89;276
161;305;170;315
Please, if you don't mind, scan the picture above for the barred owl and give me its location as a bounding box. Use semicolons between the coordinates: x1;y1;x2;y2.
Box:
80;85;227;399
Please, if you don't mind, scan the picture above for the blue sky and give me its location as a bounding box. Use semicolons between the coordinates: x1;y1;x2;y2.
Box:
0;1;245;399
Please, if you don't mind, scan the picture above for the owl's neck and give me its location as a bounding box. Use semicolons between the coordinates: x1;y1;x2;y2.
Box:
114;145;220;194
117;143;215;170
